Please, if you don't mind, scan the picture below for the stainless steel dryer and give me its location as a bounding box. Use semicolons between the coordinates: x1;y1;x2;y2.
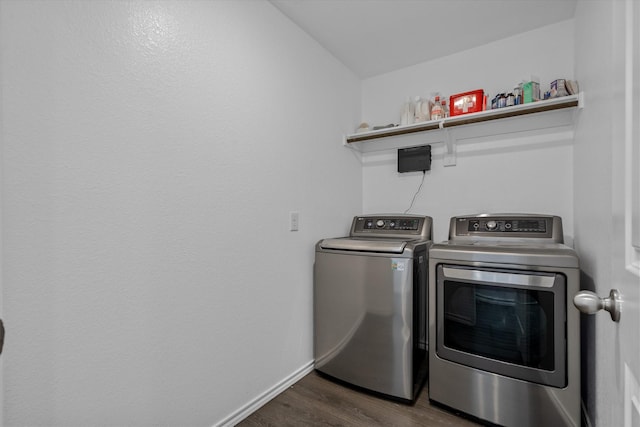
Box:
428;214;580;427
314;214;432;402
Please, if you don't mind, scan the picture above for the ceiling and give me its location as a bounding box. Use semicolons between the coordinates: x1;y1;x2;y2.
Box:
270;0;577;79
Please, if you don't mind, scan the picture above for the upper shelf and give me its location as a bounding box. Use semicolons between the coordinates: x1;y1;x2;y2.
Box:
344;94;583;156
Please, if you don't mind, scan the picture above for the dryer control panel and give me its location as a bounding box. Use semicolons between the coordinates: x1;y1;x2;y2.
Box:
466;218;547;233
450;214;563;243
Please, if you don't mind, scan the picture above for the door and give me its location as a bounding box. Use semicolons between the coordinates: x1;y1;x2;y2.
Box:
574;0;640;425
0;17;4;422
610;0;640;425
615;1;640;425
0;69;4;427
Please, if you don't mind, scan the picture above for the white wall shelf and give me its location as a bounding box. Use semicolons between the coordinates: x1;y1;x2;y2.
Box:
344;93;583;166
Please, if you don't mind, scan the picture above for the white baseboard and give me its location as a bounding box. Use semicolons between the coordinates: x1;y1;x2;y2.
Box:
214;360;315;427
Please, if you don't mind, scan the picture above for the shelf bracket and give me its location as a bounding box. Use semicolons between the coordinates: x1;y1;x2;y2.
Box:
577;91;585;109
443;128;457;167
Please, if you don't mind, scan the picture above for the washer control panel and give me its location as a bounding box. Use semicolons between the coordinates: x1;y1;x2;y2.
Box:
350;215;433;240
451;214;562;242
361;217;421;231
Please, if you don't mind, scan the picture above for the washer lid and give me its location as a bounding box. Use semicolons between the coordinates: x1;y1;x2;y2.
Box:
319;238;407;253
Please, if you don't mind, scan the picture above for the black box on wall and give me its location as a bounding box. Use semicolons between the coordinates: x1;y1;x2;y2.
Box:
398;145;431;173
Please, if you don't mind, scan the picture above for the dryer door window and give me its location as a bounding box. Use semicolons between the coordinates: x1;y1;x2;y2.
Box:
436;264;567;388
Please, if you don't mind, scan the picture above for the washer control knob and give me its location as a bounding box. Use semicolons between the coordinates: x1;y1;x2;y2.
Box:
485;220;498;231
376;219;385;228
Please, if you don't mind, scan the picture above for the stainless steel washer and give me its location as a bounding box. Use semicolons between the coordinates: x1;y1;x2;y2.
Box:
428;214;580;427
314;214;432;401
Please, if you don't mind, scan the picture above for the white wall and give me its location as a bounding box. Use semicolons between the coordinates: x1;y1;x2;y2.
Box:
0;1;361;425
360;21;575;244
572;2;615;423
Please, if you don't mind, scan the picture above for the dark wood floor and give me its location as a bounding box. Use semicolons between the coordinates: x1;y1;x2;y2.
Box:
238;371;482;427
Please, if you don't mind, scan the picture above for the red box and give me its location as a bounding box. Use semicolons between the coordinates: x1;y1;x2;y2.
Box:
449;90;484;116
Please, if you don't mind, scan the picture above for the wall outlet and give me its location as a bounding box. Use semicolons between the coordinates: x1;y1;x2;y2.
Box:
289;211;299;231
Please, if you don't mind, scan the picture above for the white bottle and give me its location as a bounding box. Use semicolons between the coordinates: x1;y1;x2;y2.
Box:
400;97;415;125
414;96;429;123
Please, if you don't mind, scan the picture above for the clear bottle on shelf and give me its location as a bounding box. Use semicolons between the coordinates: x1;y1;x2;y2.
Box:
431;95;443;120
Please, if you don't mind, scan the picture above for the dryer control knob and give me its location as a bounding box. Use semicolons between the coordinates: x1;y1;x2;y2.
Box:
376;219;385;228
486;220;498;230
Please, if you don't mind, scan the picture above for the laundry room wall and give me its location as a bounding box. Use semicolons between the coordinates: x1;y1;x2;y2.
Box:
360;21;575;244
0;1;361;425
